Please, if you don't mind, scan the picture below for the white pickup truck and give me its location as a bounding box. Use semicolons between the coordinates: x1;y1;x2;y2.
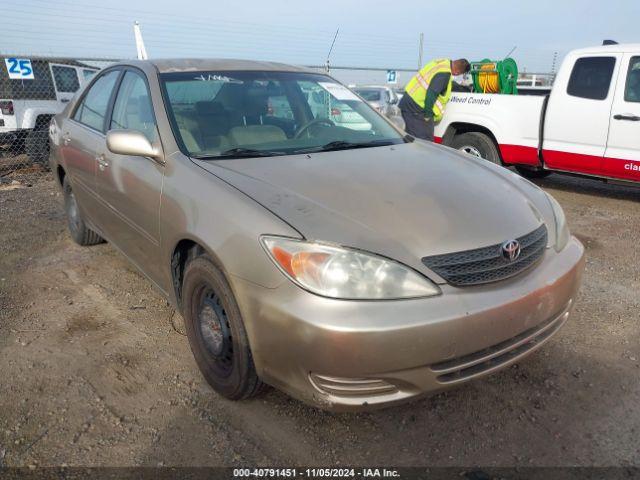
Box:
0;57;98;163
435;43;640;184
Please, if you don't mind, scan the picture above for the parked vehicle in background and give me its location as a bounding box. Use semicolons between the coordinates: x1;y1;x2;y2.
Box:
49;58;584;411
436;43;640;184
0;56;98;164
305;85;371;130
353;85;401;118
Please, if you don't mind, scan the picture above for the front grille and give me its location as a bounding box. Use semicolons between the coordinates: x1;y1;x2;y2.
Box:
431;300;572;383
422;224;548;286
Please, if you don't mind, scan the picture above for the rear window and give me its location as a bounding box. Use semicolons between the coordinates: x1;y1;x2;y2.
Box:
567;56;616;100
356;89;382;101
624;56;640;103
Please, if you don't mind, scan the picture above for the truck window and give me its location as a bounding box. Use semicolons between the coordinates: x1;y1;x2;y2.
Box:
73;70;120;132
51;65;80;93
567;57;616;100
624;56;640;103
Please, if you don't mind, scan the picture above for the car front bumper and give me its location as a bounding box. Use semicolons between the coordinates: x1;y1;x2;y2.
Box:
231;236;585;411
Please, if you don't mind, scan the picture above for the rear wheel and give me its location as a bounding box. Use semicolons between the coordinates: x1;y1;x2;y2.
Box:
515;165;552;179
63;177;104;246
450;132;501;165
182;256;265;400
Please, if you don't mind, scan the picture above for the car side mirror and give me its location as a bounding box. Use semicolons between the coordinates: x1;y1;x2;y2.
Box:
106;129;160;159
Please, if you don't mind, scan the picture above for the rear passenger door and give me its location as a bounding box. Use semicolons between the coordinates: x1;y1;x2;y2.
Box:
603;54;640;181
542;54;621;176
97;68;164;283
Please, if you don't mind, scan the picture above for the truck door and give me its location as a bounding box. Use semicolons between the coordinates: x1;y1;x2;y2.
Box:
542;54;621;176
603;54;640;181
49;63;81;105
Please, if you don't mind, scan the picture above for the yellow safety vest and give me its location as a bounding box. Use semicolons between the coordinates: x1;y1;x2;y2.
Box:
405;59;453;122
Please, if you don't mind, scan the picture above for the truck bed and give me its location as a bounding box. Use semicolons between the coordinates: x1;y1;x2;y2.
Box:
435;92;546;166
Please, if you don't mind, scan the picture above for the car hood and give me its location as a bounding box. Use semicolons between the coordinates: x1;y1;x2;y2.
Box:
194;141;554;280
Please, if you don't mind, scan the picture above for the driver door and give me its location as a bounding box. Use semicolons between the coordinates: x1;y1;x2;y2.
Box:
96;68;165;284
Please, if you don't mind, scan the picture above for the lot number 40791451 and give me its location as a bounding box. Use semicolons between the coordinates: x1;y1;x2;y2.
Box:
5;58;34;80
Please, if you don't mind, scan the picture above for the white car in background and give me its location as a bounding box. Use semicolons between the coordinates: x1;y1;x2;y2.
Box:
305;87;371;131
353;86;401;119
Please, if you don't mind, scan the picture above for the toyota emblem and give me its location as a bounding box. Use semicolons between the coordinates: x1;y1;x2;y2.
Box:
501;240;521;262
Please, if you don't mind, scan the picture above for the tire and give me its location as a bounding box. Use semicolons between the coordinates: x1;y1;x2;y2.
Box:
25;128;49;165
515;165;552;179
62;176;104;246
182;256;265;400
450;132;501;165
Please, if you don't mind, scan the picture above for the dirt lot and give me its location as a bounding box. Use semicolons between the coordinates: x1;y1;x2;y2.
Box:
0;172;639;468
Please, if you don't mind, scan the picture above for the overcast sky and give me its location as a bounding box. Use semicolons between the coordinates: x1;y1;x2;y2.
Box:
2;0;639;72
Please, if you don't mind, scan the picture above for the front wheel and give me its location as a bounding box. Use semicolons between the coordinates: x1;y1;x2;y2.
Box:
450;132;501;165
182;256;265;400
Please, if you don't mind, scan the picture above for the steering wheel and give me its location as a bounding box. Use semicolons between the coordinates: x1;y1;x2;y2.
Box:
294;118;335;139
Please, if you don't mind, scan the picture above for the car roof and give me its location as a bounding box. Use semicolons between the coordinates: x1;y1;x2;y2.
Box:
120;58;320;74
569;43;640;55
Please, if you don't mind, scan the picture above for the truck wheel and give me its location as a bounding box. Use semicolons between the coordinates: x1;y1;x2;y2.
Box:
63;177;104;246
182;256;265;400
450;132;501;165
515;165;552;179
25;128;50;165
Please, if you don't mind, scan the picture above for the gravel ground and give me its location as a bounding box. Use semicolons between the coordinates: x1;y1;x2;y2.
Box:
0;172;639;468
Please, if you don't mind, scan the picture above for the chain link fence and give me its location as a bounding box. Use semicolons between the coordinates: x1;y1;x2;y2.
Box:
0;55;112;181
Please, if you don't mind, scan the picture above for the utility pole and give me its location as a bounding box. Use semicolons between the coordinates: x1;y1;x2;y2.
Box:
134;21;148;60
551;51;558;76
418;33;424;69
325;28;339;73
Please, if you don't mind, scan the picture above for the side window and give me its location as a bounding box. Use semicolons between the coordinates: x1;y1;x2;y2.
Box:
73;70;120;132
110;71;157;142
82;69;97;81
624;56;640;103
567;56;616;100
51;65;80;93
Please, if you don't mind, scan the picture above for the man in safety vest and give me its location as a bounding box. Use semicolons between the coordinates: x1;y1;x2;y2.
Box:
399;58;470;141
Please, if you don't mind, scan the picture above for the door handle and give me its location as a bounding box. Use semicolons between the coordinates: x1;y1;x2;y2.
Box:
62;134;71;146
96;154;109;170
613;114;640;121
61;98;70;103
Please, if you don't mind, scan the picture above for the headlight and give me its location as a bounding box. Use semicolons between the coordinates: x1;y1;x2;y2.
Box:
546;193;570;251
261;236;440;300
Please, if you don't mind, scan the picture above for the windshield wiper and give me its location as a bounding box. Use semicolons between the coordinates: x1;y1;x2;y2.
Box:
192;147;286;159
294;139;396;154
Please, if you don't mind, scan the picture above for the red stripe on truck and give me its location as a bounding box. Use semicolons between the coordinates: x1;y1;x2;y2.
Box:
498;144;540;166
544;149;640;182
542;149;602;176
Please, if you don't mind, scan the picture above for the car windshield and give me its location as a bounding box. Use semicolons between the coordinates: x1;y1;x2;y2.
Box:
161;71;404;158
355;89;382;101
